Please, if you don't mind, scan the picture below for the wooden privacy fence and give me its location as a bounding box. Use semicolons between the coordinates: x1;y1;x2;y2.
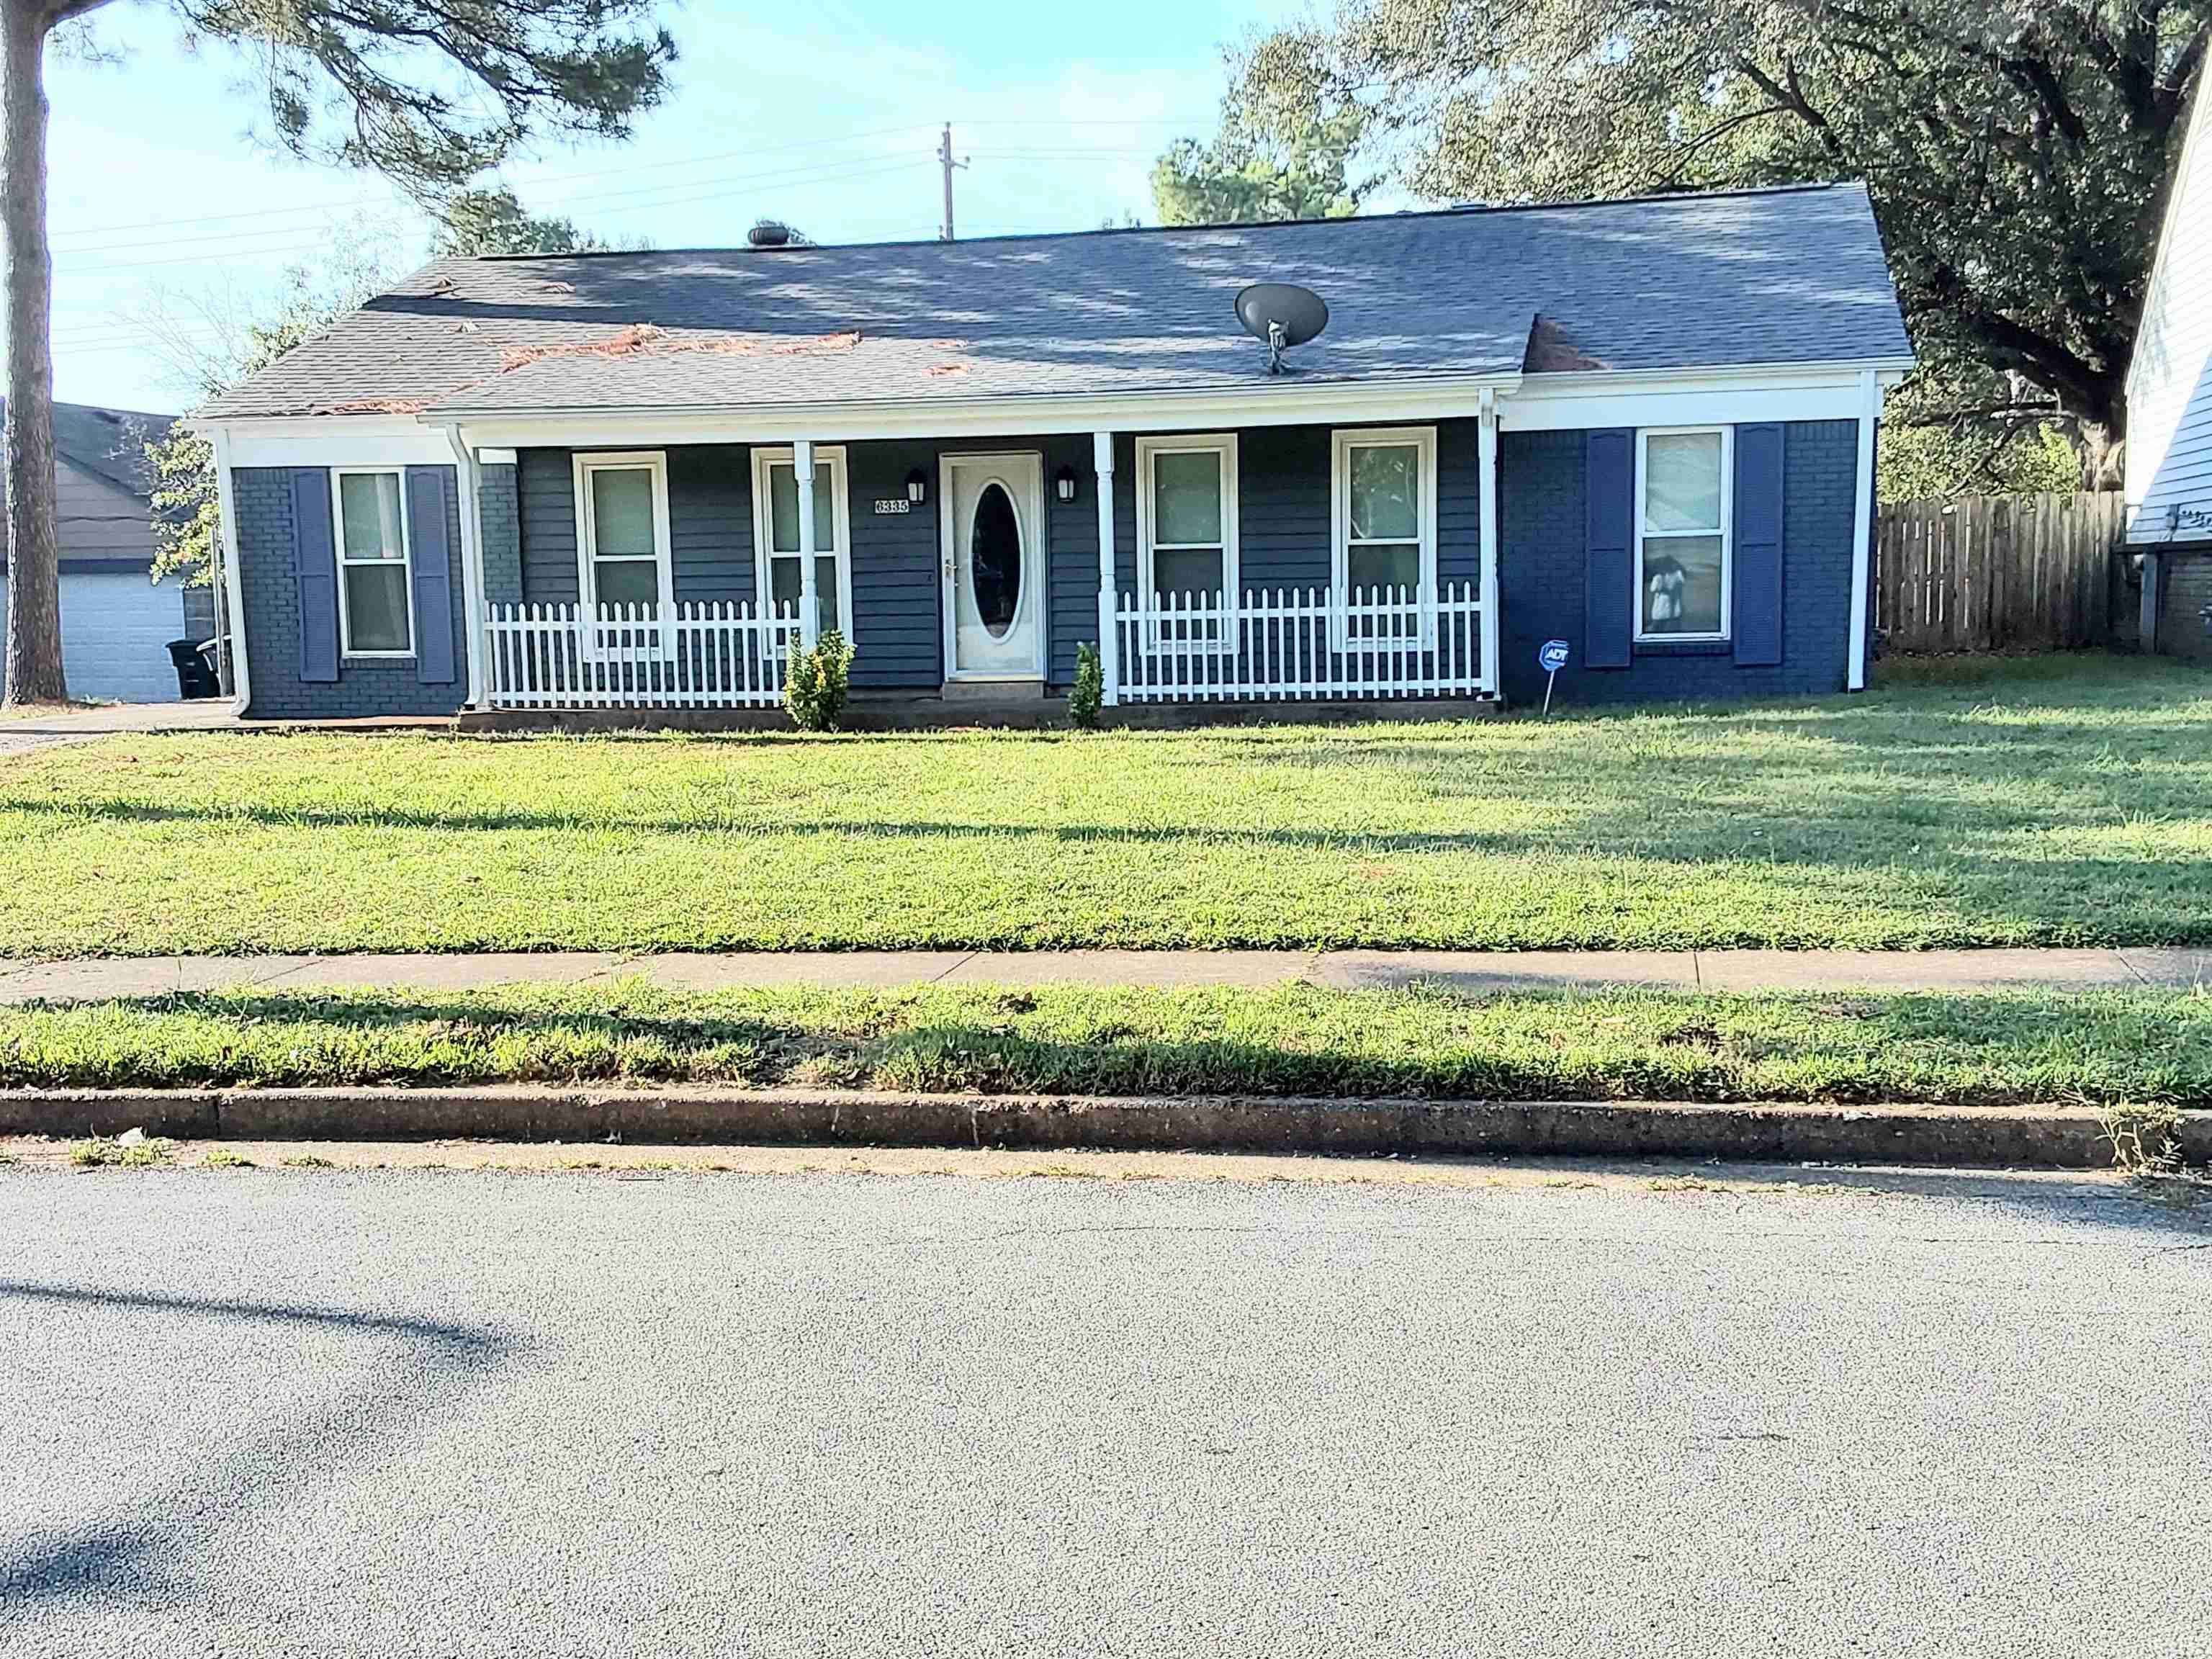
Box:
1875;492;2123;653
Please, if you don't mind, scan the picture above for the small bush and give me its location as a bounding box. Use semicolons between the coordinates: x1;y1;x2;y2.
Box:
1070;643;1103;729
784;629;856;732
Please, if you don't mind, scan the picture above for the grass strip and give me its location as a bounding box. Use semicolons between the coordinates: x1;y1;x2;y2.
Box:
0;981;2206;1106
1;655;2208;956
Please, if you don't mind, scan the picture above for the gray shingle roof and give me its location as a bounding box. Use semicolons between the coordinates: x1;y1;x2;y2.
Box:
198;184;1910;421
0;399;176;493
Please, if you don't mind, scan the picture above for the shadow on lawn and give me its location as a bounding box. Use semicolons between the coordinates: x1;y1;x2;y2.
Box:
0;1280;523;1618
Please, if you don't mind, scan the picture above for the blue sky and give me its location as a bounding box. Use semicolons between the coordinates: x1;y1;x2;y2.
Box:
45;0;1292;413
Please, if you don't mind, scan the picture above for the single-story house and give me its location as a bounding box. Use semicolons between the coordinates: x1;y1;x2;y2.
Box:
192;183;1912;721
0;399;207;701
2123;73;2212;660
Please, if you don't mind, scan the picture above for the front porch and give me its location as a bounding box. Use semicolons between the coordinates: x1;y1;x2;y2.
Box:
475;415;1502;718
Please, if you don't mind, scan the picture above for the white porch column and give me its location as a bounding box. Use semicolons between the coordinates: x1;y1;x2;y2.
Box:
793;439;821;649
1477;388;1501;698
1094;429;1119;706
441;425;489;709
1848;367;1879;691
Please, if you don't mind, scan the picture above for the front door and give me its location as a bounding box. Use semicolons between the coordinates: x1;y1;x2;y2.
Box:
941;452;1045;680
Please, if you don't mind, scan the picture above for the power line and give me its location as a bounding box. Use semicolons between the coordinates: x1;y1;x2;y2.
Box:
47;121;944;246
51;155;938;276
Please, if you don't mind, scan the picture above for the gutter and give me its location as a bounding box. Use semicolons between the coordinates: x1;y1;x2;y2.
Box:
439;422;490;709
210;428;251;717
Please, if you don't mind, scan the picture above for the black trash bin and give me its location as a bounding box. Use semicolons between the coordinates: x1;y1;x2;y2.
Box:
168;638;220;700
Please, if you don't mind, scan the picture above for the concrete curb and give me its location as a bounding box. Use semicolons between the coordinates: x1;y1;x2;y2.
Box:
4;1086;2204;1169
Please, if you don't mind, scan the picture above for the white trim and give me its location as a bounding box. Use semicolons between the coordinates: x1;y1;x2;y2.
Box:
223;426;462;469
1476;388;1501;697
571;451;677;656
330;466;415;659
748;444;855;646
1134;432;1239;650
476;447;518;466
1329;425;1438;649
939;450;1048;682
1848;367;1878;691
1632;426;1733;644
1094;430;1118;708
212;428;250;715
192;357;1915;460
2129;78;2212;405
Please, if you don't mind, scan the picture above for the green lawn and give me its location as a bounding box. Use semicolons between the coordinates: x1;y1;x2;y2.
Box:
0;652;2206;956
4;982;2207;1105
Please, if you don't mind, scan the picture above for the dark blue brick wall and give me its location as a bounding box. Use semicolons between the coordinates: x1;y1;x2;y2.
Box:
480;462;520;606
1496;418;1860;707
235;464;467;719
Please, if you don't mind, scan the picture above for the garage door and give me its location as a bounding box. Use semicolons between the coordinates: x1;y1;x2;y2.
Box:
0;572;185;702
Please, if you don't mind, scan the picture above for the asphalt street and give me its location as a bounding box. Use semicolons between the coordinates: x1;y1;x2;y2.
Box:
2;1161;2207;1656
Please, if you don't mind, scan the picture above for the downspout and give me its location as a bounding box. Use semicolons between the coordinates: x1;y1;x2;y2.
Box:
439;421;489;709
210;426;251;717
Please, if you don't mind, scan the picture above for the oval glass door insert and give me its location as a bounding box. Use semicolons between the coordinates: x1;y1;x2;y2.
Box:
968;482;1022;639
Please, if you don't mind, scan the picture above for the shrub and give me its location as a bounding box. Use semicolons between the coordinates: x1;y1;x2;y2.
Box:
784;629;855;732
1070;642;1103;729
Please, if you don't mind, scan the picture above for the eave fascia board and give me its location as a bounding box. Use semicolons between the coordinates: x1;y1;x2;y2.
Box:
433;373;1528;448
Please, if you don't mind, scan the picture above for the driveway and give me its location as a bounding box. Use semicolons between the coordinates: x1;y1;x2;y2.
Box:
1;1162;2205;1657
0;699;238;753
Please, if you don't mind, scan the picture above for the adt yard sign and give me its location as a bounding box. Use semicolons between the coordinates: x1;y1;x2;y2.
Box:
1538;639;1570;714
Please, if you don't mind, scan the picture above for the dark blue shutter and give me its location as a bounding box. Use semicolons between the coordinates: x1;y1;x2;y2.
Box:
406;468;457;685
289;469;339;683
1732;423;1786;667
1584;428;1634;668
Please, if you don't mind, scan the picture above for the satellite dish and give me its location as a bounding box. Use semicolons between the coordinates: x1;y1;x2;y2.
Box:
1235;282;1328;374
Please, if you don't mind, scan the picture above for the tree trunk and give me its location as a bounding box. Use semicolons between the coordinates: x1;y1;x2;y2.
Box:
2;0;64;706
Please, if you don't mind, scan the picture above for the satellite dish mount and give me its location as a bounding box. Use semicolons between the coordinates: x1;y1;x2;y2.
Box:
1236;282;1329;375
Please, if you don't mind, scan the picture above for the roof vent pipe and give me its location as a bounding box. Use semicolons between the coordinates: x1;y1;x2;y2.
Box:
747;220;793;248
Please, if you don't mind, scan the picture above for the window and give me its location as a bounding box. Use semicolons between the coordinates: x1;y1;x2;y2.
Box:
332;468;412;657
750;446;853;643
1331;426;1437;645
1136;433;1238;645
572;452;673;616
1636;427;1732;640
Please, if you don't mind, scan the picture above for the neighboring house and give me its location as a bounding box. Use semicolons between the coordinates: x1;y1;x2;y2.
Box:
0;399;204;701
191;184;1912;721
2123;78;2212;660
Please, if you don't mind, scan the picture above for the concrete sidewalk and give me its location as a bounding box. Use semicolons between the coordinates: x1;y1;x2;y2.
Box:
0;945;2206;1003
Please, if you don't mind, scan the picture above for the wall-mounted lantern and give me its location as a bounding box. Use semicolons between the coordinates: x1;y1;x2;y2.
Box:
1054;464;1079;504
905;468;928;505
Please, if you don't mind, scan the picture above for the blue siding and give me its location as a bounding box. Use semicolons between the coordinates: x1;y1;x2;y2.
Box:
235;464;468;719
844;440;943;688
1496;418;1859;707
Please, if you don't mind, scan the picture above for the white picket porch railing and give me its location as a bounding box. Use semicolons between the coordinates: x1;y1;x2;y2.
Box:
1112;583;1488;702
485;602;804;709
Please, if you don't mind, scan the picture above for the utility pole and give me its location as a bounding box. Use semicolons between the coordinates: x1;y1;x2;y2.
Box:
938;123;967;241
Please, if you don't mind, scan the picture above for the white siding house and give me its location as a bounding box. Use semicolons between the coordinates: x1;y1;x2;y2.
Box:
2128;81;2212;544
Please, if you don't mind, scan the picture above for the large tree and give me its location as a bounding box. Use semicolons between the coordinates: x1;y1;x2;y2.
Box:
1151;104;1369;225
434;185;610;258
1228;1;2211;488
2;1;675;706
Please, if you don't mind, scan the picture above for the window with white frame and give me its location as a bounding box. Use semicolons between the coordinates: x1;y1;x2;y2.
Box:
750;446;853;642
332;468;412;656
1136;433;1238;644
1332;426;1437;644
1636;427;1732;640
573;452;674;614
